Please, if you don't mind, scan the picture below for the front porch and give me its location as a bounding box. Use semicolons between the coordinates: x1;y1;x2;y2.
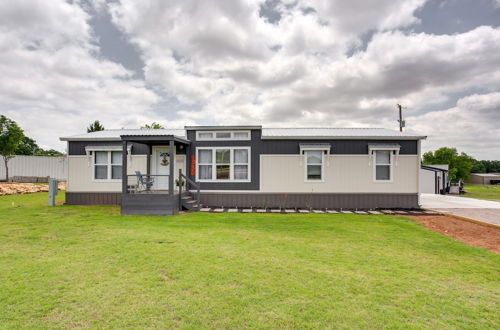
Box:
120;134;199;215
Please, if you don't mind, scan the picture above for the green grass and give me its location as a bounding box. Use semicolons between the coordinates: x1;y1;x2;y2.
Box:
0;193;498;329
463;184;500;201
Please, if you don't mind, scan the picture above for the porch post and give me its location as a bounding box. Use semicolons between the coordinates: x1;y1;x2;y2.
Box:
122;140;128;195
169;139;174;195
146;144;151;175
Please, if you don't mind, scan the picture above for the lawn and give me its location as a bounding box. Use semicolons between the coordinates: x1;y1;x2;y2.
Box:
0;193;499;328
463;184;500;201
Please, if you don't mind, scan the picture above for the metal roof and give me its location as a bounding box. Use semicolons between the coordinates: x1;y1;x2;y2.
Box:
60;129;186;141
184;125;262;130
262;128;425;140
469;173;500;177
60;127;425;141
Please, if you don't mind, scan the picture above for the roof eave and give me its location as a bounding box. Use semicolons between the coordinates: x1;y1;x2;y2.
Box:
59;137;121;142
261;135;427;140
184;125;262;130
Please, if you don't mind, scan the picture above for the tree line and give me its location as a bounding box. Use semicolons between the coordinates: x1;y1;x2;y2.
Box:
423;147;499;181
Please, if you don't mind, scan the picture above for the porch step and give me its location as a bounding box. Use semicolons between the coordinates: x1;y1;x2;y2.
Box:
180;194;202;211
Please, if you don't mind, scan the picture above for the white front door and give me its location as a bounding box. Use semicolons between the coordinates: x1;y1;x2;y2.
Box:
151;146;171;190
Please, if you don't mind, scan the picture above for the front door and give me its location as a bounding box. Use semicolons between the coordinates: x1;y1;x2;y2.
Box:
152;146;170;190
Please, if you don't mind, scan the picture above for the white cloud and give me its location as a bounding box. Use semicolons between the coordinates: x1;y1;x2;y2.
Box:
0;0;161;150
1;0;499;159
103;0;500;158
408;92;500;159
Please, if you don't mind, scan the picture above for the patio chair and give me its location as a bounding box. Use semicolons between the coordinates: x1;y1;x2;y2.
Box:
135;171;154;192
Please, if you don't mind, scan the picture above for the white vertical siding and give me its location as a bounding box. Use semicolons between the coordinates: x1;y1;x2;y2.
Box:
260;155;419;193
0;156;67;180
66;155;186;192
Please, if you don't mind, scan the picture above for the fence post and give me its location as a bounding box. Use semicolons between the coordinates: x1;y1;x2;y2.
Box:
48;179;58;206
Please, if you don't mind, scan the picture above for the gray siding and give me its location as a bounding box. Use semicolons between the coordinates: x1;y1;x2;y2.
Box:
66;191;418;209
67;192;179;214
66;192;121;205
68;141;187;156
198;192;419;209
121;194;179;215
68;141;149;155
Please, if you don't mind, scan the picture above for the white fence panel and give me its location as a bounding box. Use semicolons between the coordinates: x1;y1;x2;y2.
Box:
0;156;67;180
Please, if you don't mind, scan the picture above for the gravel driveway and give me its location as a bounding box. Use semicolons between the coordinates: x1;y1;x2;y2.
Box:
420;193;500;227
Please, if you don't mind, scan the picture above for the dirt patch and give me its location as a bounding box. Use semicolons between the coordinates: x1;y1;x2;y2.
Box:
0;182;66;195
407;215;500;254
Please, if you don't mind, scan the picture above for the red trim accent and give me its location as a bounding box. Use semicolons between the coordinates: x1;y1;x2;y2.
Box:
190;154;196;176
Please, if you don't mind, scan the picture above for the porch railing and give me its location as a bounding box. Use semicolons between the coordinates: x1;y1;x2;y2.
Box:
126;174;170;194
178;169;201;210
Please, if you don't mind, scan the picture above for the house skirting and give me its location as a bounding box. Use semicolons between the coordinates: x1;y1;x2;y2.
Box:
121;194;179;215
66;191;419;210
66;192;121;205
197;192;419;209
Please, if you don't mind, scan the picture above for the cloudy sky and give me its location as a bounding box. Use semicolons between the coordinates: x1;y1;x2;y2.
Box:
1;0;499;159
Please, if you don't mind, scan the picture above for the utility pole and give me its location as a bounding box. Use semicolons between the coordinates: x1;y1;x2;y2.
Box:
397;104;405;132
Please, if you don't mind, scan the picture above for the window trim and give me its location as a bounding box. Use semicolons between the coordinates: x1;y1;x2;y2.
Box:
196;130;251;141
92;150;123;182
300;148;328;183
195;147;251;182
372;149;395;183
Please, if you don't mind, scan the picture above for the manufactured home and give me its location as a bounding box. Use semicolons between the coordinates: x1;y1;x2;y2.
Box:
60;126;426;215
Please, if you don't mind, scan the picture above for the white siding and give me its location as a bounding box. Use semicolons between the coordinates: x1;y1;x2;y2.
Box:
0;156;66;180
67;155;186;192
67;155;145;192
260;155;418;193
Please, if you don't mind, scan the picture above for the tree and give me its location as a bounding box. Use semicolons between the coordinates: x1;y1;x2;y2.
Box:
0;115;24;181
15;135;63;156
471;159;486;173
15;136;41;155
87;120;105;133
35;149;63;157
422;147;475;181
142;122;164;129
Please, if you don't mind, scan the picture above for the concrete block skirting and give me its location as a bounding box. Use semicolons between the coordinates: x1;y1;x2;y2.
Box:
198;192;419;210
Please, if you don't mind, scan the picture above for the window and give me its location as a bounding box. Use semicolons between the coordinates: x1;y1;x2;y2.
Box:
305;150;323;181
198;132;213;140
196;130;250;141
215;132;231;139
94;151;122;180
374;150;392;181
198;149;212;180
300;145;329;182
234;149;249;180
216;149;230;180
196;147;250;181
233;131;250;139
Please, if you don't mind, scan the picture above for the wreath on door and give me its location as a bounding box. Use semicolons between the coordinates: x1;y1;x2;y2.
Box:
160;152;170;166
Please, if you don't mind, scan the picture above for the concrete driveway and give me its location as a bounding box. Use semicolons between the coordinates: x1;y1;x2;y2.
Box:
420;193;500;227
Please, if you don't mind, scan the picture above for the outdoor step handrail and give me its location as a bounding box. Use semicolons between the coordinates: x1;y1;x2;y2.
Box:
178;169;201;210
